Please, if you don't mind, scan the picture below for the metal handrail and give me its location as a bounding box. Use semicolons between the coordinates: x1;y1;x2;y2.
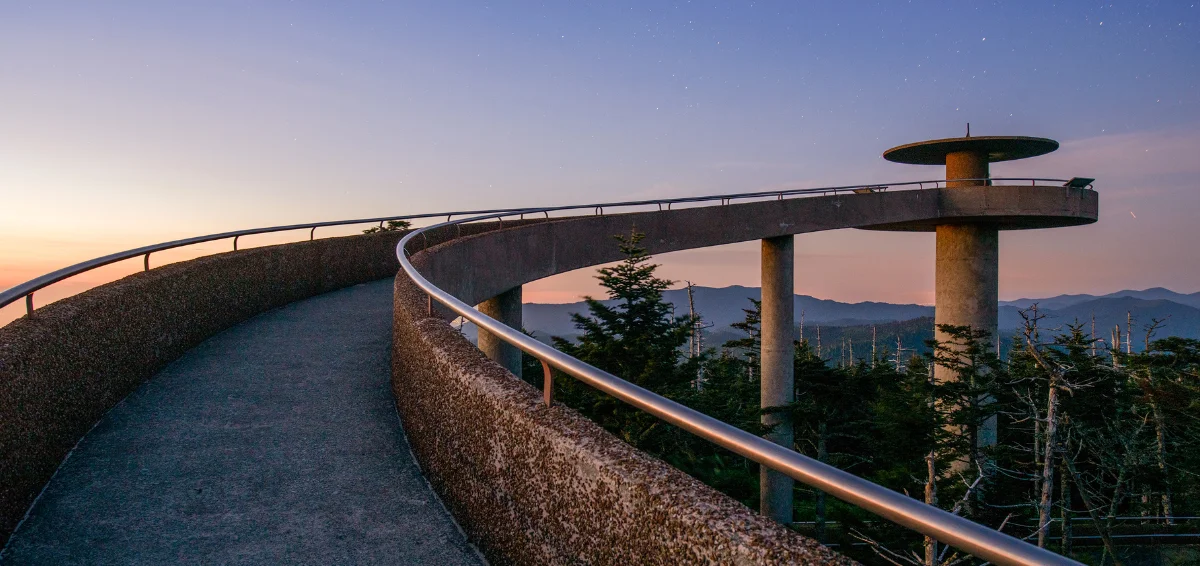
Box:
0;176;1076;317
397;177;1086;566
0;208;547;315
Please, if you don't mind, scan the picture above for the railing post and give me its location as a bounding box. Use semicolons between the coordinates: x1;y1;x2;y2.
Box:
541;360;554;406
760;235;795;524
25;293;33;316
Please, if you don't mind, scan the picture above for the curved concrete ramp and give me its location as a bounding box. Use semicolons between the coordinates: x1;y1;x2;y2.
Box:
0;280;481;565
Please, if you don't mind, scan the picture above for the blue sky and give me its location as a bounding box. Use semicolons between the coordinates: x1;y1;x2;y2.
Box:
1;1;1198;312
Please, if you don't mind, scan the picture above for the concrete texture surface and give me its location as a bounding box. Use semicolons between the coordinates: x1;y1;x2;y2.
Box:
945;150;989;187
0;232;404;546
933;222;1001;346
394;261;857;566
1;279;482;566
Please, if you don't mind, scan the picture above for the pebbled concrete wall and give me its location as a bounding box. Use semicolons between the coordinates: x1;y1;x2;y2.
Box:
0;232;405;547
392;270;856;565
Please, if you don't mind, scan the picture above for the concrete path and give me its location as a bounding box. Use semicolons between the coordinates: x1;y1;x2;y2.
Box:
1;279;483;565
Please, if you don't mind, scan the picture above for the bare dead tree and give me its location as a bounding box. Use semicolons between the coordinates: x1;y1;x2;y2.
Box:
1133;317;1176;523
924;448;938;565
1126;311;1133;355
852;466;990;566
1059;462;1073;557
1062;431;1129;566
1017;307;1067;549
1091;313;1097;357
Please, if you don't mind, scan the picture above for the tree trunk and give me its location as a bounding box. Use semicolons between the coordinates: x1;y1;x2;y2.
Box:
1150;401;1175;524
1065;455;1124;566
925;449;938;566
1060;464;1073;557
1033;415;1042;492
1037;379;1059;548
816;421;828;544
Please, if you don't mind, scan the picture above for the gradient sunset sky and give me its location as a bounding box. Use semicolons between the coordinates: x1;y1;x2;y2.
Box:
2;2;1198;322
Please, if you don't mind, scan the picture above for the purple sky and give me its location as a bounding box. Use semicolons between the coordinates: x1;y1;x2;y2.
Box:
1;1;1198;322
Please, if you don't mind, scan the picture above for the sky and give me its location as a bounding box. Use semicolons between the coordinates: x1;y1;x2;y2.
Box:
2;1;1198;324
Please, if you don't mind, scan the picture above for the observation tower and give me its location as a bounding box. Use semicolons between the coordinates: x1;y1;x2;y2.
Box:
878;132;1094;444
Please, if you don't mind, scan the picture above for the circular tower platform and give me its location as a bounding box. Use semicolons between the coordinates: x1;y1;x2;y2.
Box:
866;134;1086;232
883;136;1059;165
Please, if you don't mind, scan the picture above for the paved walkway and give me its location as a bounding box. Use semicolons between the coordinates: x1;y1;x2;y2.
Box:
1;279;483;565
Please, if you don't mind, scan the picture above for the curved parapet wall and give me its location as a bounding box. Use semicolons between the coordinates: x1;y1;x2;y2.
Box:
392;273;853;565
0;232;404;546
392;186;1096;564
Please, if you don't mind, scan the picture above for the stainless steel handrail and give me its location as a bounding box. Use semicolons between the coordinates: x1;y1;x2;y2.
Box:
0;209;541;315
0;176;1076;317
397;177;1087;566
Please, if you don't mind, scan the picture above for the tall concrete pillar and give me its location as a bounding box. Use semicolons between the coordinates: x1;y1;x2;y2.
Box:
935;150;999;449
478;286;523;379
933;224;999;359
760;235;794;523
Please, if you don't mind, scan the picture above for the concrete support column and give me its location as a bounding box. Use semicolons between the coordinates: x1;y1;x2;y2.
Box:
478;286;523;379
939;148;998;452
934;224;999;447
945;150;989;188
760;236;795;523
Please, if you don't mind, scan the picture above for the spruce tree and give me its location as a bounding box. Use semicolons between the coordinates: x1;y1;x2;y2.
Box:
552;229;698;450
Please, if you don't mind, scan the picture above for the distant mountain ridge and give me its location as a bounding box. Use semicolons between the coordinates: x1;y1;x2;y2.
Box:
522;286;1200;344
1000;287;1200;310
524;285;932;339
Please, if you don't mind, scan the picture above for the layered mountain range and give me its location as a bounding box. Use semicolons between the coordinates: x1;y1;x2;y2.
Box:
520;286;1200;344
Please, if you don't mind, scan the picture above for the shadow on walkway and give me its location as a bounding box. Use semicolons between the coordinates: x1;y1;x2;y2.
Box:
2;279;482;565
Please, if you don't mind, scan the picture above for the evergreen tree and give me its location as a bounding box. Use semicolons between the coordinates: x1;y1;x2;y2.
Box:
1123;336;1200;523
724;298;763;377
552;229;698;452
362;219;411;233
789;340;876;541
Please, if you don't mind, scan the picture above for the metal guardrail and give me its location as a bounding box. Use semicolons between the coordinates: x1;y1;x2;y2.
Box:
0;177;1087;564
0;208;546;316
0;176;1077;318
397;177;1088;566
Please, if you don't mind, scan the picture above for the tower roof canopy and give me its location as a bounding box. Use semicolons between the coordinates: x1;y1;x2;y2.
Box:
883;136;1058;165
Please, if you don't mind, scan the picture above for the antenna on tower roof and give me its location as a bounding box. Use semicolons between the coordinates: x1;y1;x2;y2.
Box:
966;122;971;137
